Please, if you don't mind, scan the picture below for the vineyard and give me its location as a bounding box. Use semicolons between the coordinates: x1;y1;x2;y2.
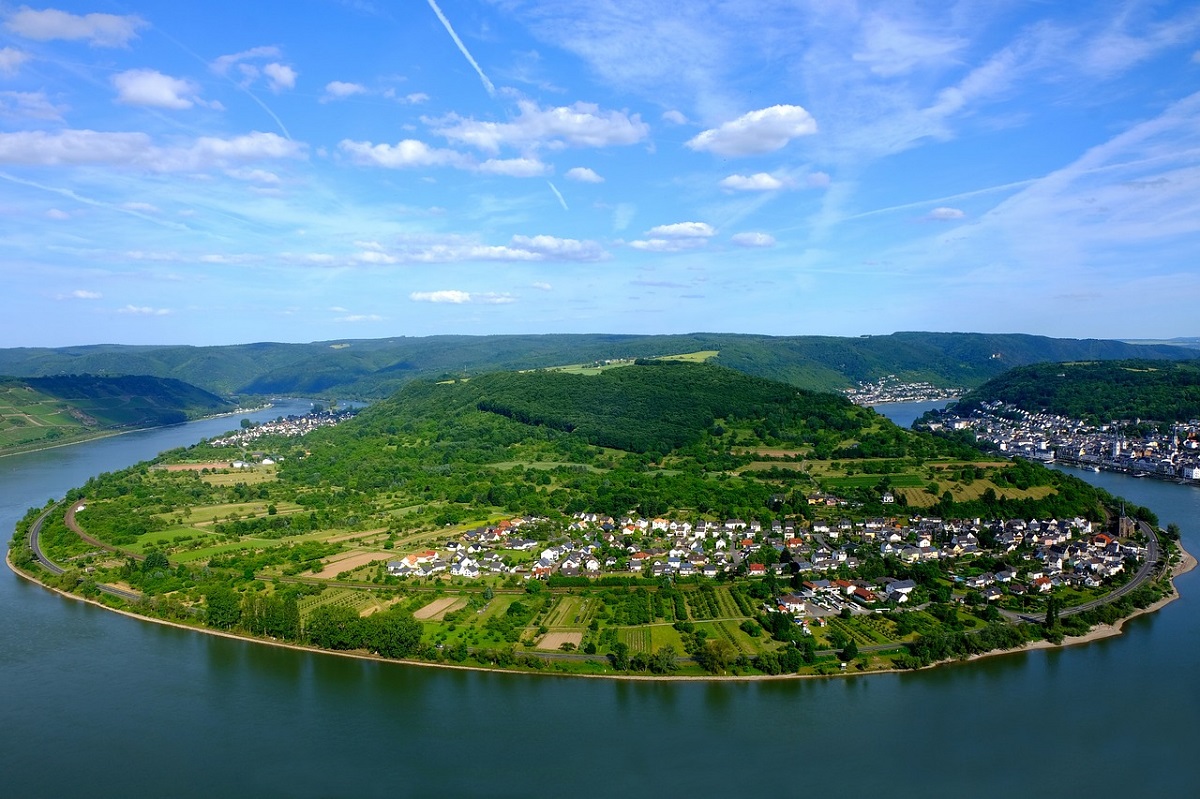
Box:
297;588;376;621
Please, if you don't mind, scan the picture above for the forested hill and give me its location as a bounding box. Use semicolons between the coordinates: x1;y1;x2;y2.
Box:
0;332;1192;399
344;360;976;463
429;361;872;455
0;374;232;453
951;359;1200;424
268;360;1106;524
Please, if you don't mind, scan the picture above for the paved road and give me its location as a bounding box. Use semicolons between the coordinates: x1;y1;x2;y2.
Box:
25;500;141;603
1002;521;1163;624
26;502;65;576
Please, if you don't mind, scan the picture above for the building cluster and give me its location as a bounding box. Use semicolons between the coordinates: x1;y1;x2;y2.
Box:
208;408;358;448
845;376;961;405
928;402;1200;481
385;506;1143;618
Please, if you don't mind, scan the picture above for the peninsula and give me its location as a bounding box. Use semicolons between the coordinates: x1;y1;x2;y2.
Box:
8;361;1188;678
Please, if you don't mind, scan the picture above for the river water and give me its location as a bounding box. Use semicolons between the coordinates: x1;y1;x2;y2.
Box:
1;402;1197;798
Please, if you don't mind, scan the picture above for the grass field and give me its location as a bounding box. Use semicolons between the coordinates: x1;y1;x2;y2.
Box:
549;350;718;376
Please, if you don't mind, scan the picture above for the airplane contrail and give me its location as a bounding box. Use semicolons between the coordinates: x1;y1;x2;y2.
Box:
547;181;568;211
427;0;496;97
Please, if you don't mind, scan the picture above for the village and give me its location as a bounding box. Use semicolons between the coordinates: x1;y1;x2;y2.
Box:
207;405;359;448
844;376;962;405
926;402;1200;482
385;500;1146;624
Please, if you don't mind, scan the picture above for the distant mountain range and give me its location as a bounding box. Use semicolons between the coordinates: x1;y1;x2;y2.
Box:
0;332;1193;399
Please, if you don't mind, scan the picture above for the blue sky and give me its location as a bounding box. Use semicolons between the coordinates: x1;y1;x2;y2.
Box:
2;1;1199;347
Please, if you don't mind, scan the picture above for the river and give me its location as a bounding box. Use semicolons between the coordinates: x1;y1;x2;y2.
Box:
1;402;1197;798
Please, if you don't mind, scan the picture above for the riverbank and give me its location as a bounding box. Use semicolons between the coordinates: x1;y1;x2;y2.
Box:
9;540;1192;683
0;403;275;460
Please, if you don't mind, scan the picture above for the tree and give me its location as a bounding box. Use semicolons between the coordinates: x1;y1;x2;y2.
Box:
609;641;630;670
306;604;362;650
204;586;241;630
363;609;422;659
142;551;170;575
841;639;859;662
649;645;678;674
695;638;737;674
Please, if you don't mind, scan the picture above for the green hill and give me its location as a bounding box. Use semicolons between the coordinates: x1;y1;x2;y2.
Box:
0;332;1192;399
258;361;1106;523
950;359;1200;424
0;374;233;453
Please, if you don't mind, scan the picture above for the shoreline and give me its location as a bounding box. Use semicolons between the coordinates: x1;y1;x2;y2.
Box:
7;541;1194;683
0;402;277;460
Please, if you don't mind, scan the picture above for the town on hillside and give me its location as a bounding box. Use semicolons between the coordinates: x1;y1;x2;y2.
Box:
926;402;1200;482
844;376;962;405
206;406;359;448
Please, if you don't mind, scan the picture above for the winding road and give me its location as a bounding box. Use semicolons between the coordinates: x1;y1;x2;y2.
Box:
25;501;141;603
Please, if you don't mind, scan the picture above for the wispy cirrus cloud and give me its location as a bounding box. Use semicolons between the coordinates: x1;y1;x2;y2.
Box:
118;304;171;316
730;231;775;248
0;90;66;121
0;129;304;171
354;233;606;264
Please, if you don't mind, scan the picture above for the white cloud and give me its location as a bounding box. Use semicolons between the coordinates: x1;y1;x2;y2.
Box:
337;313;384;322
477;157;550;177
532;281;552;291
45;208;69;220
405;92;430;104
662;110;688;125
719;172;785;191
927;206;965;220
323;81;367;101
510;234;606;261
645;221;715;238
565;166;604;183
686;105;817;157
730;232;776;248
56;288;100;299
263;63;297;92
121;202;160;214
0;47;31;76
410;290;472;303
339;138;467;169
0;90;66;121
112;70;200;110
118;304;171;316
433;100;648;154
5;8;145;47
0;129;304;171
